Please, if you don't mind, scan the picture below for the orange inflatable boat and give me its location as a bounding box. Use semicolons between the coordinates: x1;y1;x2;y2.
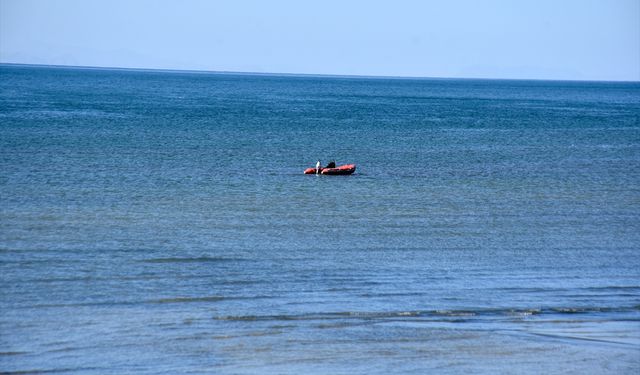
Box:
304;164;356;175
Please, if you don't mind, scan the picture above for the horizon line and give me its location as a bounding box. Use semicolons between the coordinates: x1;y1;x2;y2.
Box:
1;62;638;84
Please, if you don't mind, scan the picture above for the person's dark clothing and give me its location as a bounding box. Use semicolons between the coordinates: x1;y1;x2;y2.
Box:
326;161;336;168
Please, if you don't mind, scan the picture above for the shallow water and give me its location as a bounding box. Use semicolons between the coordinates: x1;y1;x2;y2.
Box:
1;65;639;374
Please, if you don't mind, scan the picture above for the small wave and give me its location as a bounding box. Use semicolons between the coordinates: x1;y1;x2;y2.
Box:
527;331;640;347
215;306;638;322
150;296;227;304
27;301;142;309
359;292;427;298
581;286;640;291
141;256;244;263
24;274;260;284
216;311;428;321
549;307;614;314
212;330;283;340
434;310;478;317
494;287;566;293
149;295;273;304
22;295;273;309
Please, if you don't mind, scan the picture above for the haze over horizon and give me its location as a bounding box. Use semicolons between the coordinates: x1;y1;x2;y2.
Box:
1;0;639;81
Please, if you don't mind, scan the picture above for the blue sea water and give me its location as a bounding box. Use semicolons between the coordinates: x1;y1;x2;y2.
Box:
1;64;639;374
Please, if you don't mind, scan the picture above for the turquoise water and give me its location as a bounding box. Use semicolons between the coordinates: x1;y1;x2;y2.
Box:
1;64;639;374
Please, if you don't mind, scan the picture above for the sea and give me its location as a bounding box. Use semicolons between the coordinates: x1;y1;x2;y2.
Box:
1;64;639;374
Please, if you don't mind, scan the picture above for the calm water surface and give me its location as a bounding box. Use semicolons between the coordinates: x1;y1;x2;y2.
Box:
1;65;639;374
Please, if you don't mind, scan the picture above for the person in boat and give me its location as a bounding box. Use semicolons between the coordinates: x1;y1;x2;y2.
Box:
326;160;336;168
315;160;322;174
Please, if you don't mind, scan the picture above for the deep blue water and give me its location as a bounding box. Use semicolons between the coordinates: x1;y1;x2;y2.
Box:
1;64;639;374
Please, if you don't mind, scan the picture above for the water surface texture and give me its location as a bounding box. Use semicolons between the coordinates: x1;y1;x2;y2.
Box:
1;65;639;374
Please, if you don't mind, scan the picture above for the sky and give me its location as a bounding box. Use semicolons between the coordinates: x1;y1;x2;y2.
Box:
1;0;638;81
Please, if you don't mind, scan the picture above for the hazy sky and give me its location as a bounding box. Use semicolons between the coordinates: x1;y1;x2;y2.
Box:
1;0;638;80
